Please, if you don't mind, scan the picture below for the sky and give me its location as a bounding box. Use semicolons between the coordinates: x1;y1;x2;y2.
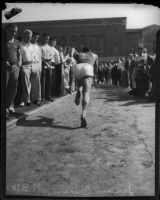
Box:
2;3;160;29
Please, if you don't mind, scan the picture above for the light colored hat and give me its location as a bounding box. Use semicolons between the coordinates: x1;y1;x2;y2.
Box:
23;29;32;35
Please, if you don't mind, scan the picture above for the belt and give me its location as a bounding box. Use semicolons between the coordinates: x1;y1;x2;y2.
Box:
22;62;33;65
9;61;18;65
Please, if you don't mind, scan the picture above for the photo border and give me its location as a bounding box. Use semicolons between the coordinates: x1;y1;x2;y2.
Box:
1;1;160;199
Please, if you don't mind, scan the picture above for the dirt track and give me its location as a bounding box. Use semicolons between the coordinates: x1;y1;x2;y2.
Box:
6;84;155;197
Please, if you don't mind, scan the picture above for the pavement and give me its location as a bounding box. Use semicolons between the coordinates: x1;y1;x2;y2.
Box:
6;84;155;197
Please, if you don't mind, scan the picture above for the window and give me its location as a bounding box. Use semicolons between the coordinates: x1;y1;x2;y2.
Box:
130;39;136;52
114;28;118;32
90;35;97;52
79;35;85;51
60;36;66;46
99;35;105;56
71;35;77;48
147;42;153;51
113;44;119;54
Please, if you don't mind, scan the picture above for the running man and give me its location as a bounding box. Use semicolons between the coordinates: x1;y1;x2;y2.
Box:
71;47;98;128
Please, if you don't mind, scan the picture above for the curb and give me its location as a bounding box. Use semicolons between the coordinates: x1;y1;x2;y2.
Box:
7;93;76;129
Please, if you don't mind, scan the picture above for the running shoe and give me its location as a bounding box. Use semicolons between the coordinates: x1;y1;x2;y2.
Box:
81;116;87;128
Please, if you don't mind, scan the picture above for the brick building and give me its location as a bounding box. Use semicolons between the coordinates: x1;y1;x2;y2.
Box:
3;17;160;60
140;24;160;53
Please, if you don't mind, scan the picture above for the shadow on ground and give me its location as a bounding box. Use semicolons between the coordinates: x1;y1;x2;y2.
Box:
7;112;28;122
16;115;82;130
7;100;51;123
94;84;155;106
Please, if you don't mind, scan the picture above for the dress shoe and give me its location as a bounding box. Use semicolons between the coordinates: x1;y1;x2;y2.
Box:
9;105;15;113
19;102;25;107
25;102;31;106
33;101;41;106
32;101;37;104
46;97;54;102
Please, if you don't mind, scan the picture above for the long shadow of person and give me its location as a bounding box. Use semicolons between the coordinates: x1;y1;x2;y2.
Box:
16;115;82;130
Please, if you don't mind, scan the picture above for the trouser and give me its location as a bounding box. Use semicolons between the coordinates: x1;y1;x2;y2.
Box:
41;63;52;99
14;72;23;105
69;68;75;91
64;67;70;89
51;67;56;97
55;64;64;97
121;70;126;87
129;69;134;89
21;64;40;103
61;64;65;96
144;74;150;92
131;68;136;89
31;67;41;102
135;70;146;97
105;71;109;83
108;71;112;85
98;71;103;83
6;64;20;108
125;70;130;88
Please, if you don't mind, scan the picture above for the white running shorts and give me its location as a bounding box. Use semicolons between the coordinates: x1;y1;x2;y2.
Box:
73;63;94;80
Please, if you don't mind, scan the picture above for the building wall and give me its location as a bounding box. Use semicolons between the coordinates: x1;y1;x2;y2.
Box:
141;25;160;53
14;18;131;57
4;18;158;58
126;31;142;54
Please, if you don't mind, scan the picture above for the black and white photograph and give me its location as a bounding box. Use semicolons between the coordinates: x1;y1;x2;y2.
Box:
1;2;160;198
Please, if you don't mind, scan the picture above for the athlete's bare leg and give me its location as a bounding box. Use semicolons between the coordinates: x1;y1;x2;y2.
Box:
75;80;82;105
81;77;92;127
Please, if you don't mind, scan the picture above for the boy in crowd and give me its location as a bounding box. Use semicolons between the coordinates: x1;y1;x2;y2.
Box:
40;33;54;101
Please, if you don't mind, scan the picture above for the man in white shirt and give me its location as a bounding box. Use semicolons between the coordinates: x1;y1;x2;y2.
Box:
20;29;37;106
49;37;60;64
40;33;54;101
49;37;60;97
31;32;42;105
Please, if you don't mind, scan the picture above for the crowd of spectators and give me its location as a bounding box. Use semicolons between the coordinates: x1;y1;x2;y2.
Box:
4;24;77;118
96;47;156;100
3;23;157;119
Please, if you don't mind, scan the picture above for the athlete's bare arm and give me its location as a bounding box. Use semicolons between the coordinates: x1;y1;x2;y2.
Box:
70;47;79;58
